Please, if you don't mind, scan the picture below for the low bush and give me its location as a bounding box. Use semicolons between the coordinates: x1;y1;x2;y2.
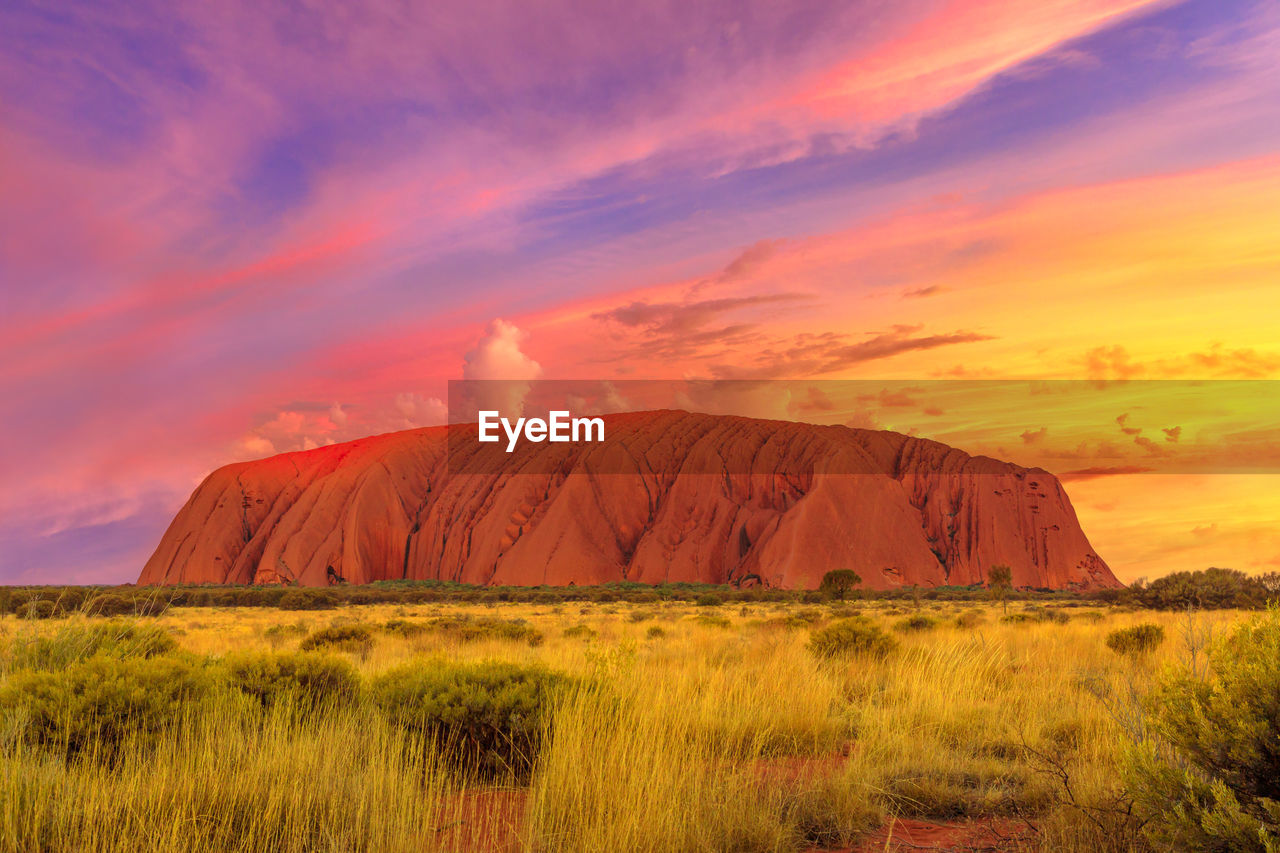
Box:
1000;613;1032;624
645;625;666;640
83;594;136;617
263;622;308;638
1023;605;1070;624
298;624;375;655
563;625;597;640
382;618;427;637
369;661;566;779
954;609;985;629
694;613;732;629
278;589;338;611
22;600;58;620
694;593;723;607
5;620;177;672
766;614;819;631
894;614;938;633
808;617;898;660
426;615;544;647
0;655;213;759
1125;609;1280;850
223;651;360;709
1105;624;1165;657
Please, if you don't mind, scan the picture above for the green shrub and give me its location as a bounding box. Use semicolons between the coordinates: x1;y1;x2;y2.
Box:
808;617;898;660
278;589;337;611
1105;624;1165;657
22;600;58;620
263;622;308;638
766;614;819;631
1125;609;1280;851
223;651;359;709
694;593;723;607
894;614;938;633
83;594;135;617
1000;613;1032;624
694;613;732;629
426;615;543;647
563;624;597;640
5;621;177;672
298;624;375;655
627;609;655;623
382;618;427;636
1023;605;1070;624
645;625;666;640
370;661;566;779
0;655;212;759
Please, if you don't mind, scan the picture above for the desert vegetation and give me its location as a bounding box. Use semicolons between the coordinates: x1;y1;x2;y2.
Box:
3;567;1274;617
1;579;1277;852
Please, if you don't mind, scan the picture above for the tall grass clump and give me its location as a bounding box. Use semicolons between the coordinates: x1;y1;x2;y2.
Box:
808;617;897;660
424;615;544;646
298;623;375;655
1105;623;1165;657
833;637;1056;821
894;613;938;633
633;637;849;758
0;703;469;853
526;678;869;852
3;619;177;673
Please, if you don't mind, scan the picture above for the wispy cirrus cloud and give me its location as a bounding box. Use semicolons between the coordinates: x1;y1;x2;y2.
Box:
4;0;1280;583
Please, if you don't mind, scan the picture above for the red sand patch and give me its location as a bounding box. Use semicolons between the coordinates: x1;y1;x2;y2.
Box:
438;760;1037;853
820;816;1036;852
439;788;526;852
752;741;853;784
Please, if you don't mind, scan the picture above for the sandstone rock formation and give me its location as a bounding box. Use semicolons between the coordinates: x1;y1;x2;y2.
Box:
139;411;1119;590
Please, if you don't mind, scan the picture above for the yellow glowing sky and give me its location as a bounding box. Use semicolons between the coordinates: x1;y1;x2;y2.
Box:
513;157;1280;581
7;0;1280;583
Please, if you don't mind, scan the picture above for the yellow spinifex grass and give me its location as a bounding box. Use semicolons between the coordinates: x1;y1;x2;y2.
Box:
0;599;1247;852
0;697;497;853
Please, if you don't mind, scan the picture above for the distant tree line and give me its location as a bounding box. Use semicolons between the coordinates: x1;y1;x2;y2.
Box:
1118;567;1277;610
0;566;1273;618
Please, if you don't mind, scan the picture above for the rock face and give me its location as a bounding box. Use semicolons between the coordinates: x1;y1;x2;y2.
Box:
139;411;1119;590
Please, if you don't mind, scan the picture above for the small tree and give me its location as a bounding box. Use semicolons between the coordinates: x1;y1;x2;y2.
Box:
987;564;1013;615
819;569;862;601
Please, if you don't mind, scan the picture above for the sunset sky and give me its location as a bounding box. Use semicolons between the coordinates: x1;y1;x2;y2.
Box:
3;0;1279;584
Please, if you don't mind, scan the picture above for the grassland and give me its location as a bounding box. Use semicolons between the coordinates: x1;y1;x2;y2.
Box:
0;596;1263;852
